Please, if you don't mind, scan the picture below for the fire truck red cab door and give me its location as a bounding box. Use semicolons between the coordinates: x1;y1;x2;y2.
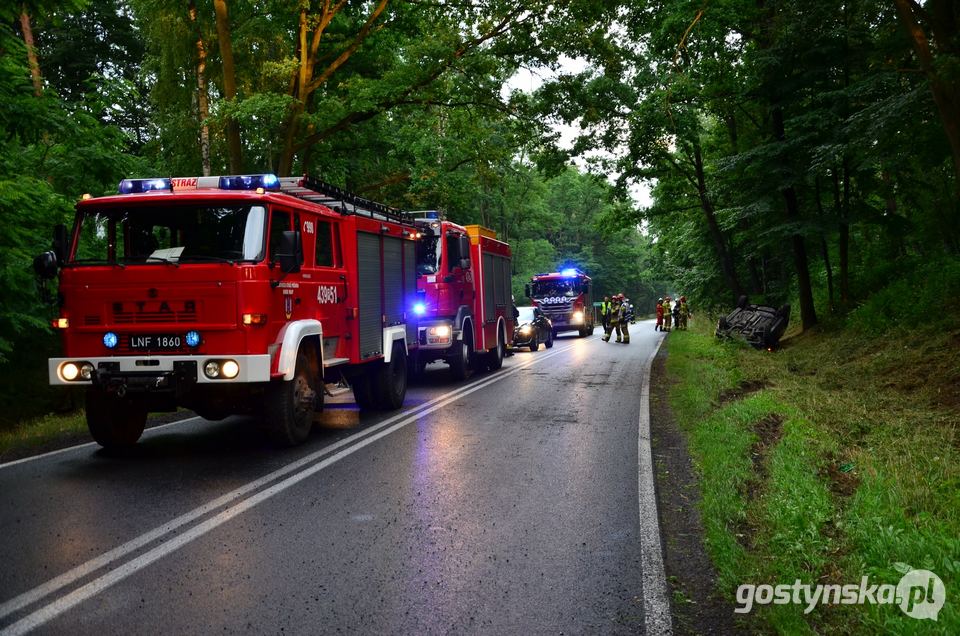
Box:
267;207;304;326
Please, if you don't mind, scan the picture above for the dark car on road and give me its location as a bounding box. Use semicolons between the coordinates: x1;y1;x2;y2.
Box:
513;306;553;351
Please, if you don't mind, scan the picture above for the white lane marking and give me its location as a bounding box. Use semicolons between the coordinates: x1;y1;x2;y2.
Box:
637;333;672;635
0;343;578;631
0;416;203;470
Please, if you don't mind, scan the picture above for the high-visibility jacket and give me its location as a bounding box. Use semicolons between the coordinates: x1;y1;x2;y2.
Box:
663;301;672;314
609;303;621;323
600;301;612;316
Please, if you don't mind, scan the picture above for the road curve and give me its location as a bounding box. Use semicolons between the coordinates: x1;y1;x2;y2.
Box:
0;323;667;635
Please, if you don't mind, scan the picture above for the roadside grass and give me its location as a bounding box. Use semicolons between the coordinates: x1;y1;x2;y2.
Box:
0;410;90;463
665;314;959;634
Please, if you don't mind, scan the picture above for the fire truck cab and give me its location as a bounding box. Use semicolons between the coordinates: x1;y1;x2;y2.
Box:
410;215;513;380
35;174;418;448
525;269;595;338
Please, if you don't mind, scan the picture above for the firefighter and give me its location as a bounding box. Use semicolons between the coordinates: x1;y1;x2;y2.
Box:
679;296;690;330
663;296;672;332
604;295;620;342
655;298;664;331
672;299;681;331
616;294;630;344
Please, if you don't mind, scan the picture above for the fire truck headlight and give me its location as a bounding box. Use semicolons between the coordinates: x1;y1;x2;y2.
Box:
413;302;426;316
428;325;451;338
220;360;240;379
60;362;80;381
103;332;118;349
572;311;584;323
79;363;95;381
185;330;201;347
204;361;220;379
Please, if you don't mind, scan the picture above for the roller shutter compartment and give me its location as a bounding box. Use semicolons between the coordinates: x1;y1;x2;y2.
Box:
357;232;382;359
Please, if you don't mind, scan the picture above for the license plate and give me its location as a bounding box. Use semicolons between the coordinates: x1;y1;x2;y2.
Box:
128;334;182;350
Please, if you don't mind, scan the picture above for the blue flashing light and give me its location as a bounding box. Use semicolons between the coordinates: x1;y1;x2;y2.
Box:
218;174;281;191
423;211;440;219
561;268;579;277
185;330;201;347
413;302;426;316
119;178;172;194
103;332;118;349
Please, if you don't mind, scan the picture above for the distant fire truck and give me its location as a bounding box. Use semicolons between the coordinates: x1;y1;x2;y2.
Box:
409;213;514;379
526;269;595;337
34;174;419;448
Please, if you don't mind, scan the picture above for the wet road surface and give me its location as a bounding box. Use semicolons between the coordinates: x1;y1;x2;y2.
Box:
0;324;666;635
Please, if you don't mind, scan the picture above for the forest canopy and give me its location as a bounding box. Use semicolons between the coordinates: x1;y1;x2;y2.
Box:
1;0;958;422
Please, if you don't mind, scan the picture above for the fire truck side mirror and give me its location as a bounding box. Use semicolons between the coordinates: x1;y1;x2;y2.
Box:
277;230;303;274
457;236;471;269
52;224;68;264
524;284;531;298
33;251;58;280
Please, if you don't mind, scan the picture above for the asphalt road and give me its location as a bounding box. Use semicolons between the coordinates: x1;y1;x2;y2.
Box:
0;323;666;635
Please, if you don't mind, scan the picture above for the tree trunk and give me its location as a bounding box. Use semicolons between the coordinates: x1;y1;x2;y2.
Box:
213;0;242;173
19;7;42;96
692;141;744;302
189;1;211;176
772;107;817;330
814;176;834;312
893;0;960;193
831;169;850;305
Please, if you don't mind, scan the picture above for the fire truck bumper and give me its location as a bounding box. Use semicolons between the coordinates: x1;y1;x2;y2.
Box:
48;355;272;388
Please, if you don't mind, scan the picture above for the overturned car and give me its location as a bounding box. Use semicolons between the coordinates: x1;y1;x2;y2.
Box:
716;296;791;349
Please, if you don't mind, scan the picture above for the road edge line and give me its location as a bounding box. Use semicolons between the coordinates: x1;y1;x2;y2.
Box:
0;416;204;471
638;333;673;635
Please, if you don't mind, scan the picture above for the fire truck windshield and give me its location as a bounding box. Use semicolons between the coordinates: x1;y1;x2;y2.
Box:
71;205;267;265
531;280;579;297
415;236;442;275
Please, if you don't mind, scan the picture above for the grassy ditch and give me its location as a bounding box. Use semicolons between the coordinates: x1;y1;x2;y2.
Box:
665;316;959;634
0;410;91;463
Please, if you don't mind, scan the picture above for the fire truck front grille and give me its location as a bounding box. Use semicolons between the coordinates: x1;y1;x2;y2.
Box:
112;310;198;324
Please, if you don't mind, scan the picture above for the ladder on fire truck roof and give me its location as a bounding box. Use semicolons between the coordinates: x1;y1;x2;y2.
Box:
278;175;411;225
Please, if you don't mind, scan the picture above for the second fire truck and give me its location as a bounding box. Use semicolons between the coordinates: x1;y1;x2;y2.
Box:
526;269;595;338
409;214;514;379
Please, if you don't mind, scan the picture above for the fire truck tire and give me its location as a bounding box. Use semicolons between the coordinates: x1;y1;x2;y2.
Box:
85;389;147;449
545;330;554;348
374;342;408;410
486;326;505;371
351;371;377;410
449;338;473;381
265;351;317;446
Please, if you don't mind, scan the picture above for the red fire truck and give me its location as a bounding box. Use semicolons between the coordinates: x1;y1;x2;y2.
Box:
34;174;419;448
525;269;595;337
409;214;513;379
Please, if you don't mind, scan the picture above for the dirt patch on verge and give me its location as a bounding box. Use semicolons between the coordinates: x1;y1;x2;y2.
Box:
736;414;785;549
820;453;861;498
716;379;769;406
650;346;746;635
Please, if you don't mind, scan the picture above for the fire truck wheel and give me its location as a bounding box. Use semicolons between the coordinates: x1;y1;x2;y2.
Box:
351;371;376;410
545;330;554;349
486;327;505;370
374;342;408;410
85;389;147;449
449;335;473;381
265;351;318;446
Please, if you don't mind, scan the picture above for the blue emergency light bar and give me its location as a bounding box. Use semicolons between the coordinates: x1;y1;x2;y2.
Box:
118;178;172;194
561;268;580;277
219;174;280;190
